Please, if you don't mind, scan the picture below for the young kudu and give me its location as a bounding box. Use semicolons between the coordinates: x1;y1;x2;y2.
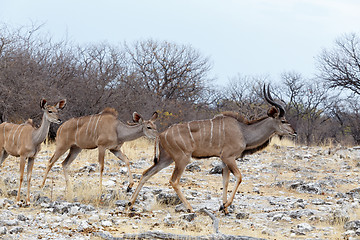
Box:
41;108;158;192
0;99;67;204
129;85;296;214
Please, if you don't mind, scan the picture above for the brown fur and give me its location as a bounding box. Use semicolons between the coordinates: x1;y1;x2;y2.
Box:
220;111;249;124
100;107;119;117
221;111;268;125
24;119;35;127
241;139;270;157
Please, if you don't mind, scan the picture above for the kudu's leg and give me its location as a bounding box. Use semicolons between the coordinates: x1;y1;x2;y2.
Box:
26;157;35;204
0;150;9;167
110;149;134;192
41;147;69;188
61;146;82;190
129;151;173;207
169;157;192;212
17;156;27;202
98;146;106;193
221;163;230;214
220;157;242;212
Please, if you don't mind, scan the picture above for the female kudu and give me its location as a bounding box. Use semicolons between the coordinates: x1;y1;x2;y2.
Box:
41;108;158;193
0;99;66;204
129;85;296;214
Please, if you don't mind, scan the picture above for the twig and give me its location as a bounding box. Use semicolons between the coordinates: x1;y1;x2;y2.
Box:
200;208;220;234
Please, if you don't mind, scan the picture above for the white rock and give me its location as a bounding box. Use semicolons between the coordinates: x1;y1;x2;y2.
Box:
101;220;113;227
0;226;7;234
69;206;79;215
297;222;314;232
78;220;92;232
4;219;18;226
88;214;100;222
103;180;116;187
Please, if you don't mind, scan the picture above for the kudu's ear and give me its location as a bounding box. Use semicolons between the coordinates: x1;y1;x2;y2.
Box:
133;112;143;123
56;99;67;110
150;112;158;122
40;98;47;110
267;106;279;118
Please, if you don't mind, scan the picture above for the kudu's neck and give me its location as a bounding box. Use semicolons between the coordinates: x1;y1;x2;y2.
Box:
243;117;276;149
32;112;51;146
116;121;144;142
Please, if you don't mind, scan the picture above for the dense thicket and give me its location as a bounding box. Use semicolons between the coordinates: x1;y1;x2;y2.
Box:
0;24;359;145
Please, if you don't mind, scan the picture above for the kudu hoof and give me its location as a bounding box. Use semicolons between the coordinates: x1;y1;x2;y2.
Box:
219;204;225;211
17;199;29;208
219;204;230;215
126;186;133;193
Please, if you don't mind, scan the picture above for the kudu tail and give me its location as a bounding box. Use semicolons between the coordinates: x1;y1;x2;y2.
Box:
153;136;160;164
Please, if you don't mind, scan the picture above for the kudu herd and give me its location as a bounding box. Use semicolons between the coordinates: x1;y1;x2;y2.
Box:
0;84;296;214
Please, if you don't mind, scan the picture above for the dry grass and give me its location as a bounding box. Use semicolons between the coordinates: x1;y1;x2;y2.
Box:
39;137;155;205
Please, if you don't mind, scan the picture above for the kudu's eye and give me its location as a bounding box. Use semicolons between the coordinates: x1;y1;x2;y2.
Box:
281;120;287;124
48;110;53;113
147;126;152;129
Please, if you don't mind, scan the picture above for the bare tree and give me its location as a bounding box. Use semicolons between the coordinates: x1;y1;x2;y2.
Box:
61;43;128;116
317;33;360;94
218;75;267;119
124;39;212;103
0;23;61;123
331;95;360;144
280;72;338;144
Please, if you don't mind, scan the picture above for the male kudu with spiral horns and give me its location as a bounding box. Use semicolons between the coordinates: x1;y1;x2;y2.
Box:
129;84;296;214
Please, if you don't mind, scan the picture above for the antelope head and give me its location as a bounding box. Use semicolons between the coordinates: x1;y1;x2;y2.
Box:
132;111;159;139
263;85;297;137
40;98;67;124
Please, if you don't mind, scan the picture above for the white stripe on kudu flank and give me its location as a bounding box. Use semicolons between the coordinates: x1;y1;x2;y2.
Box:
17;127;24;147
219;118;224;147
187;122;195;143
75;118;80;145
177;125;187;149
86;115;94;137
93;115;102;138
3;123;6;143
7;125;14;143
172;126;187;157
13;125;21;144
164;129;170;148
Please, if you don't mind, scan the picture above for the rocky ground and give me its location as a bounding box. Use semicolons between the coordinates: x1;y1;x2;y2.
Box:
1;139;360;239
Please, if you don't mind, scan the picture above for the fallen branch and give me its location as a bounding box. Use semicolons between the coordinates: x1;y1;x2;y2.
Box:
199;208;219;234
95;230;265;240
